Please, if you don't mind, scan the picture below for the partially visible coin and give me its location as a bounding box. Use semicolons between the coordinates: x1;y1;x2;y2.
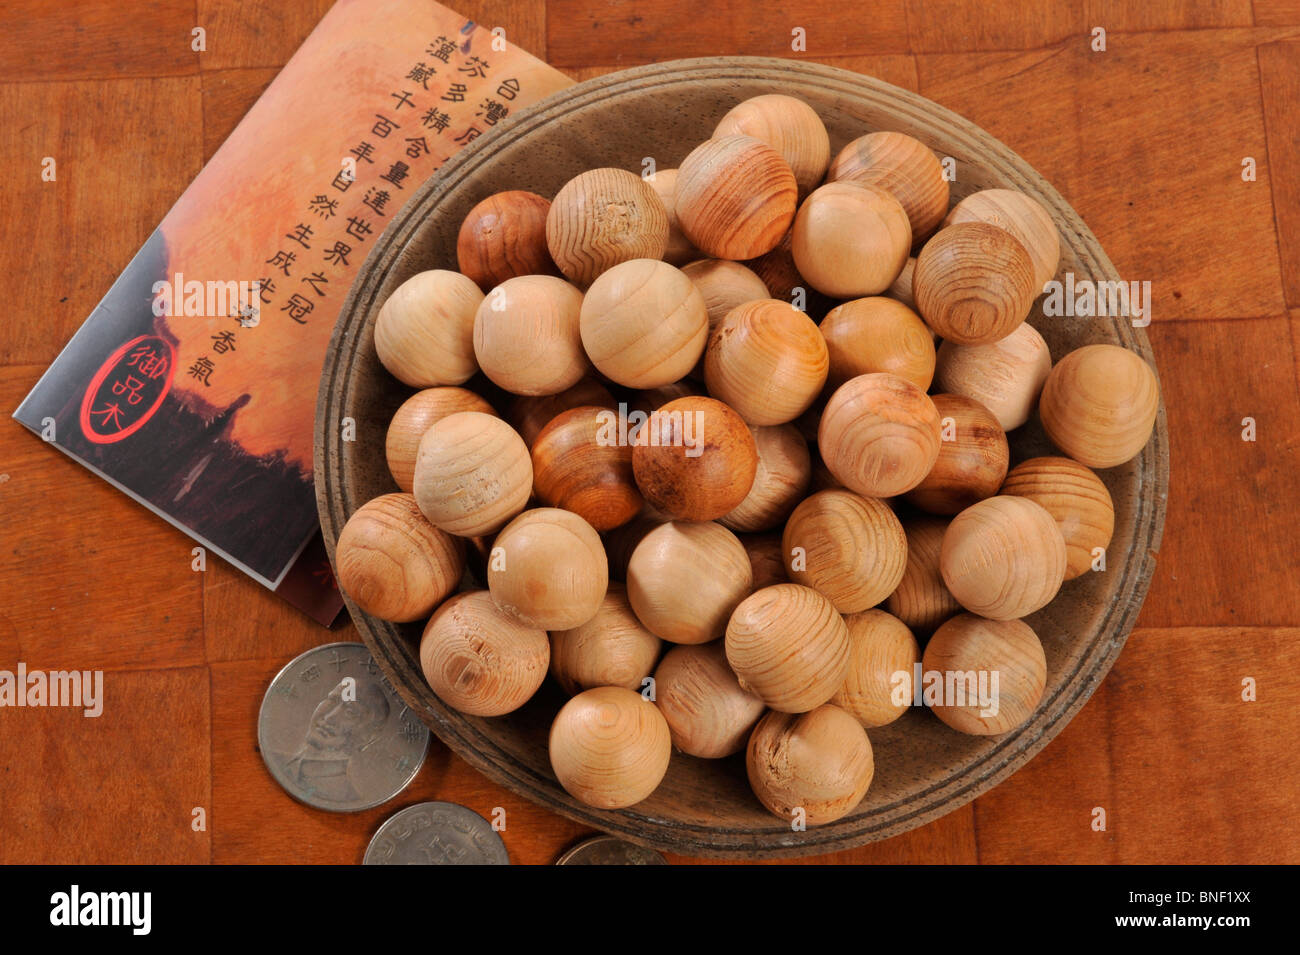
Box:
556;835;668;865
258;641;428;813
364;802;510;865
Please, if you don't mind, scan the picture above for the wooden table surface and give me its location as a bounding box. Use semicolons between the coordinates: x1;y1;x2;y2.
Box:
2;0;1298;865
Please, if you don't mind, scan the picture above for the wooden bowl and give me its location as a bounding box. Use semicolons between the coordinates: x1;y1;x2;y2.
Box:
316;58;1168;860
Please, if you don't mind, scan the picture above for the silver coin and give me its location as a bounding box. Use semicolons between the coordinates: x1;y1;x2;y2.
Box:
363;802;510;865
258;641;428;812
556;835;668;865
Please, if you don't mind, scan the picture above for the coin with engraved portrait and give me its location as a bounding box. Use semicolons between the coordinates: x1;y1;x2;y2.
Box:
363;802;510;865
555;835;668;865
258;641;429;812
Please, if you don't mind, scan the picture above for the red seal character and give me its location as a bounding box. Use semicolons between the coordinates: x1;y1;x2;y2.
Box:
78;335;176;444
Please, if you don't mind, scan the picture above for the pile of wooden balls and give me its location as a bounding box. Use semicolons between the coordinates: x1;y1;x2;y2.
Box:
336;92;1161;826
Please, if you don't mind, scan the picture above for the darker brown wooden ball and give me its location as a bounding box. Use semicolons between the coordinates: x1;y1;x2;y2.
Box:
532;405;643;532
456;190;558;290
904;393;1009;515
632;396;758;521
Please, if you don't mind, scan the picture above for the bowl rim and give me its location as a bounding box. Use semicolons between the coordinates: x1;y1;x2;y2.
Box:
314;55;1169;859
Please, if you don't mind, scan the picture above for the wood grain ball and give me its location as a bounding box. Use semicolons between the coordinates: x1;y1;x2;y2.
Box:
818;372;942;498
674;134;797;260
827;131;950;244
627;520;753;644
791;181;911;298
473;274;588;396
922;614;1047;735
935;322;1052;431
419;590;549;717
885;516;962;634
632;396;758;521
456;189;558;290
781;488;908;613
385;386;496;492
904;393;1009;515
374;269;483;387
820;296;936;391
940;495;1066;620
741;531;789;589
413;411;532;537
647;168;698;266
913;222;1036;346
546;167;669;286
1001;455;1115;580
487;507;608;630
725;583;850;713
704;299;829;426
549;686;672;809
579;258;708;388
746;705;874;824
943;188;1060;292
830;609;920;728
720;424;811;532
532;404;642;531
335;492;465;622
654;641;766;759
712;94;831;196
887;256;918;311
1039;344;1161;468
549;582;662;695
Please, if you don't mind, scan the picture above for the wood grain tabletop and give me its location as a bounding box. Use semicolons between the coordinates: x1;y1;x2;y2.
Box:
1;0;1298;865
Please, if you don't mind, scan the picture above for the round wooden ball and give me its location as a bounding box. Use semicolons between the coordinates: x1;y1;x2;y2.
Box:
508;376;615;448
827;131;950;244
681;258;770;358
725;583;850;713
531;404;642;531
674;134;797;260
830;609;920;728
781;488;908;613
904;393;1009;514
488;507;608;630
456;190;557;290
820;296;936;391
740;531;788;589
791;181;911;298
632;396;758;521
374;269;483;387
1039;344;1160;468
923;614;1047;735
913;222;1036;346
549;582;661;695
419;590;549;717
335;493;465;622
385;387;496;492
545;167;668;286
885;516;961;634
712;94;830;197
720;424;811;532
413;411;531;536
746;705;874;825
943;188;1060;292
940;495;1066;620
627;521;753;644
704;299;829;426
935;322;1052;431
1001;455;1115;580
887;256;918;311
654;642;766;759
549;685;672;809
473;274;587;396
743;226;839;318
647;168;698;266
579;258;708;388
818;372;943;498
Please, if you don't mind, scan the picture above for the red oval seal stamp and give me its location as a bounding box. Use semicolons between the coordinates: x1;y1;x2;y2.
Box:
78;335;176;444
